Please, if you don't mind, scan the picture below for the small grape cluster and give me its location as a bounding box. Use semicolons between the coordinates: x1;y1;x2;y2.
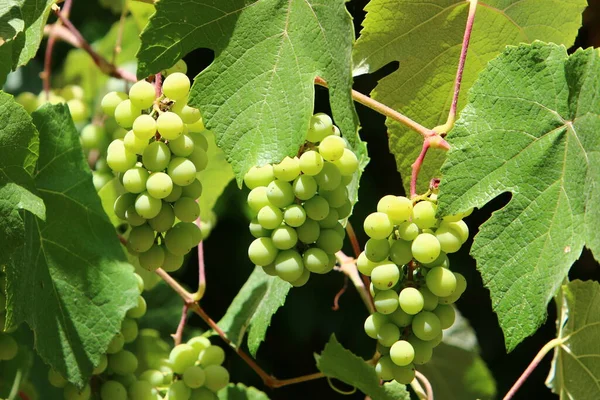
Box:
102;72;208;272
245;113;359;286
358;195;471;384
16;84;89;122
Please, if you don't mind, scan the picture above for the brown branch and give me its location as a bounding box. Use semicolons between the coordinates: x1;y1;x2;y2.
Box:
112;2;129;64
345;221;362;258
155;268;194;301
172;304;189;346
410;139;431;199
331;275;349;311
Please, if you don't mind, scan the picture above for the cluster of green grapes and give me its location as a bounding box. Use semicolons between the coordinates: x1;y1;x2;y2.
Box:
358;195;470;384
15;84;89;122
102;72;207;272
245;113;359;286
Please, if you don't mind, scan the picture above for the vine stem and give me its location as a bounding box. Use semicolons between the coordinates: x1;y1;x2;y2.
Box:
345;221;362;259
112;1;129;64
336;251;375;314
502;337;564;400
410;139;431;198
172;304;189;346
155;268;194;300
415;370;434;400
193;240;207;301
43;0;73;99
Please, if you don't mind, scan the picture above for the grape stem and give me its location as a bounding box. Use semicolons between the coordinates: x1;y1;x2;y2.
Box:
345;221;362;258
331;275;349;311
155;268;194;300
414;371;434;400
112;1;129;64
409;138;431;199
172;304;189;346
43;0;73;100
336;251;375;314
502;337;565;400
193;240;207;302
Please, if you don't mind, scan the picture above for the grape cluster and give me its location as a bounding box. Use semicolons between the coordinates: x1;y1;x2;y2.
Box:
102;72;208;272
358;195;471;384
15;84;89;122
245;113;359;286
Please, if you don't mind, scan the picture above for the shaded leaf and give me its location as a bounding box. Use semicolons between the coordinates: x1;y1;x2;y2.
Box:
218;383;270;400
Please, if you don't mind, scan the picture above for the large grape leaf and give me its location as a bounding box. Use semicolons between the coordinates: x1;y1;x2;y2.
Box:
217;266;291;357
547;280;600;399
438;42;600;350
218;383;270;400
353;0;586;194
0;0;56;85
315;335;410;400
5;104;139;386
137;0;364;185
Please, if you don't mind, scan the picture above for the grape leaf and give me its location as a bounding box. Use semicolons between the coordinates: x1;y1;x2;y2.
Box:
547;280;600;398
0;92;45;270
315;335;410;400
353;0;586;194
217;266;291;357
5;104;139;386
218;383;270;400
438;42;600;350
0;0;56;85
137;0;364;185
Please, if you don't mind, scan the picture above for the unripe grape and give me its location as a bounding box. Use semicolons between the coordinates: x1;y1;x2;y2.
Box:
174;197;200;222
102;91;128;116
306;113;333;143
125;205;146;226
318;208;339;229
143;141;172;172
135;192;163;219
375;356;395;381
100;380;127;400
299;150;324;175
304;195;330;221
163;72;191;100
370;263;400;290
165;59;188;75
63;383;91;400
199;345;226;366
180;221;203;246
433;304;456;329
388;239;413;266
336;200;352;219
170;343;200;373
365;238;390;262
16;91;39;113
434;225;462;253
129;80;155;109
149;203;175;232
188;146;209;172
67;99;87;122
244;165;275;189
363;212;393;240
133;114;157;140
315;162;341;191
374;290;399;314
411;233;441;264
203;365;230;392
128;224;155;252
318;135;346;161
249;219;271;238
146;172;173;199
109;350;138;375
408;336;433;365
316;229;344;253
168;380;192;399
274;249;304;282
273;156;301;181
169;133;195;156
292;175;318;200
296;219;320;243
283;204;306;227
48;369;67;388
303;247;331;273
412;201;437;229
157;112;184;140
183;365;206;388
332;148;359;176
266;180;295;208
377;323;400;347
364;313;387;339
438;272;466;304
107;139;137;172
123;130;148;154
127;295;147;318
190;131;209;150
389;307;413;327
162;248;185;272
390;340;415;366
442;208;473;222
426;267;457;297
399;287;424;315
107;333;125;354
392;363;415;384
440;219;469;244
139;244;165;271
191;388;219;400
271;225;298;250
121;318;138;343
164;184;183;202
0;333;17;361
356;251;378;276
123;166;149;194
248;237;278;266
168;157;197;186
188;336;212;353
320;185;348;208
411;311;442;341
114;99;140;128
419;286;439;311
397;221;419;241
257;205;283;230
291;267;311;287
182;179;203;199
80;124;107;150
128;380;154;400
377;195;412;224
164;223;194;256
262;263;277;276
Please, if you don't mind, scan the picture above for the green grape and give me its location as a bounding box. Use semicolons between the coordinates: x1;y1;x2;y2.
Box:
204;365;230;392
304;195;329;221
273;156;301;181
107;333;125;354
375;356;395;381
377;343;391;356
48;369;67;388
314;162;341;191
191;388;219;400
165;59;188;75
365;238;390;262
335;200;352;219
100;380;127;400
408;336;433;365
438;272;466;304
139;244;165;271
412;201;437;229
356;251;378;276
128;224;155;252
164;184;183;202
187;147;208;173
388;239;413;266
127;296;147;318
80;124;107;150
244;165;275;189
133;114;157;140
296;219;320;243
168;380;192;400
169;133;195;156
283;204;306;227
303;247;330;273
107;139;137;172
434;225;462;253
389;307;413;327
363;313;387;339
183;366;206;389
248;237;278;266
182;179;203;199
114;374;137;389
121;318;138;343
318;135;346;162
93;354;108;375
189;131;209;151
316;229;343;253
168;157;197;186
274;249;304;282
377;323;400;347
306;113;333;143
163;72;191;100
318;208;339;229
67;98;87;122
271;225;298;250
139;370;164;386
123;167;149;194
363;212;393;240
411;311;442;341
332;148;359;176
174;197;200;222
265;180;294;208
419;286;439;311
109;350;139;375
256;205;283;230
123;204;145;228
199;345;226;367
146;171;174;200
100;92;127;117
178;105;202;124
93;172;113;191
135;192;163;219
390;340;415;367
320;185;347;208
188;336;211;353
299;150;324;176
162;248;185;272
170;343;200;373
370;263;400;290
374;290;399;314
262;263;277;276
440;220;469;244
426;267;457;297
157;112;184;140
114;99;140;128
149;203;175;232
392;364;415;384
291;267;311;287
249;219;271;238
292;174;318;200
180;222;203;245
442;208;473;223
61;85;84;100
16;91;40;113
399;287;424;315
411;233;441;264
377;195;412;224
124;129;149;154
129;80;156;109
433;304;455;329
128;380;154;400
165;223;194;255
63;383;91;400
143;141;172;172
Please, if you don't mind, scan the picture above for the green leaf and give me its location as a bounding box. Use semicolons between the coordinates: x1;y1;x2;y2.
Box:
0;0;56;85
6;104;139;386
0;92;45;268
353;0;586;194
218;383;270;400
547;280;600;398
137;0;363;185
217;266;291;357
438;42;600;350
315;335;410;400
